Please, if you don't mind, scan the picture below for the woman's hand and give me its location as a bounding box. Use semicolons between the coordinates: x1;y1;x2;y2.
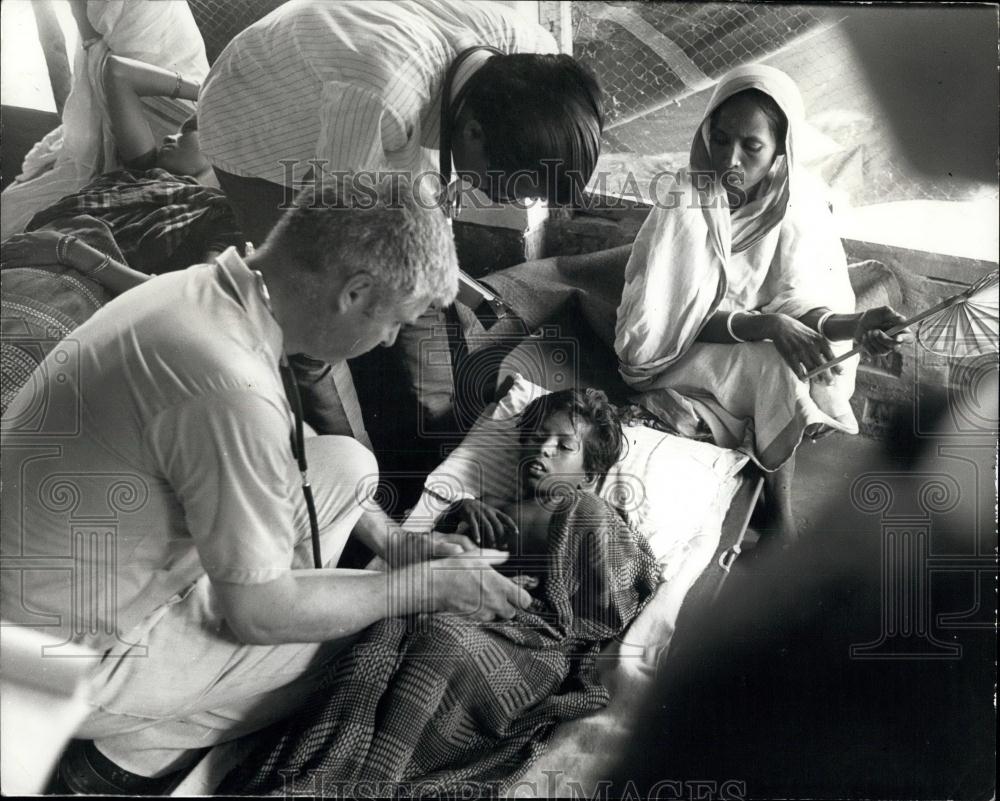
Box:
0;231;66;269
853;306;911;356
765;313;841;383
455;499;518;550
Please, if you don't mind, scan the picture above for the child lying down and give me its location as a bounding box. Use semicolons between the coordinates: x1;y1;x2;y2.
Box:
220;389;659;797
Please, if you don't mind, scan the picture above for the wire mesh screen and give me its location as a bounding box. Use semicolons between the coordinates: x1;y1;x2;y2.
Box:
186;0;286;64
572;2;993;210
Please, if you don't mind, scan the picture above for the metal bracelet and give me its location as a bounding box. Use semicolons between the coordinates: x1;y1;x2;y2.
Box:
726;310;747;343
817;310;835;339
57;235;75;266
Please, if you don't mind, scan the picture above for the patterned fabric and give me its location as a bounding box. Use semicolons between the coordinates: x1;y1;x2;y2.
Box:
219;492;659;797
25;169;243;274
0;223;123;415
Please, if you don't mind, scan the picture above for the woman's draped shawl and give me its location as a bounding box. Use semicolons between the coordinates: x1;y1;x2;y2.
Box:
220;492;659;798
615;64;855;389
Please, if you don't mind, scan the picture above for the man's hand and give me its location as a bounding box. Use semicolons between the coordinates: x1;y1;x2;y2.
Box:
853;306;911;356
454;499;518;549
413;550;534;622
383;528;478;568
765;313;842;383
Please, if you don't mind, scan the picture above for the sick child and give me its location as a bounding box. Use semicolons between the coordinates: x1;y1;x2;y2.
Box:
448;387;649;592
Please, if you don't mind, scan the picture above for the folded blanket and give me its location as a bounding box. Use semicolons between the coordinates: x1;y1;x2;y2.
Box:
220;492;659;798
26;169;242;274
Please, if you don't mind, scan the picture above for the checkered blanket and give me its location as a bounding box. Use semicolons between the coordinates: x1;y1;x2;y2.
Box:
25;168;242;274
220;492;659;798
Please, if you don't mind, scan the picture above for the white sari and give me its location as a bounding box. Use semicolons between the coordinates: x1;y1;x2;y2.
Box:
615;65;858;470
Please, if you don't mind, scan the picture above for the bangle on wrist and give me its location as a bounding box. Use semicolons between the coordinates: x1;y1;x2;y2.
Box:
816;310;835;339
726;310;747;343
90;252;112;274
56;235;76;266
171;72;183;99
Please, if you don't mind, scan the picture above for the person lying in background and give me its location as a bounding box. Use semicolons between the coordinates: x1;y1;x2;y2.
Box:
99;54;214;181
219;389;658;797
21;55;242;276
1;229;148;296
0;229;151;415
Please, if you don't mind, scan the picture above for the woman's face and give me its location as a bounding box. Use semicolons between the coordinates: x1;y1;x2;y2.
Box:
708;94;781;207
157;128;212;179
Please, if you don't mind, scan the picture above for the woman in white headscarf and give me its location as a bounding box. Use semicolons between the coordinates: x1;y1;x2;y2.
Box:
615;64;907;544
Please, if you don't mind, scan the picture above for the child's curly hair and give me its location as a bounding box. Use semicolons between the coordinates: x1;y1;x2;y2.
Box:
517;388;624;479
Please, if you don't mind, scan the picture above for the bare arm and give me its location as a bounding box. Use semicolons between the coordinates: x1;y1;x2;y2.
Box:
102;54;200;163
212;551;532;645
0;231;149;295
697;305;908;380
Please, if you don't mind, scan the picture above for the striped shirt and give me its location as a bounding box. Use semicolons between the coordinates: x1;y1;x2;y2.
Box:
198;0;557;186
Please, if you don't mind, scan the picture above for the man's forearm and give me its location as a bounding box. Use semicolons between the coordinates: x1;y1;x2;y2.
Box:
219;568;428;645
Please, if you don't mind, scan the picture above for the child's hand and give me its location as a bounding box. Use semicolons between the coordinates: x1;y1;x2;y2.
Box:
510;574;540;591
456;499;518;549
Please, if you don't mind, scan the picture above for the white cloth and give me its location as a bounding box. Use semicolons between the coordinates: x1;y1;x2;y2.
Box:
75;438;374;776
198;0;557;186
1;246;381;773
1;0;207;238
614;64;859;470
0;248;373;654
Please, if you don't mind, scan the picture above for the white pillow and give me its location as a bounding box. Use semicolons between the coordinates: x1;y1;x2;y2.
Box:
404;374;748;580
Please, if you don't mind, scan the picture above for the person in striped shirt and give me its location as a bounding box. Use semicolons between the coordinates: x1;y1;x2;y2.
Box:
198;0;605;244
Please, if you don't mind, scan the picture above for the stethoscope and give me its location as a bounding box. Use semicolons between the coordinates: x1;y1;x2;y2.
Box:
254;267;324;569
259;48;533;571
438;44;523;324
438;44;503;222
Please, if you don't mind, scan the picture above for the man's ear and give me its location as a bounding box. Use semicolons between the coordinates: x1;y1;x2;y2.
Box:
336;271;376;313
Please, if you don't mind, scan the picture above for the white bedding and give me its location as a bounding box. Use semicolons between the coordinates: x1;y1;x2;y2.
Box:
402;374;747;796
174;376;747;795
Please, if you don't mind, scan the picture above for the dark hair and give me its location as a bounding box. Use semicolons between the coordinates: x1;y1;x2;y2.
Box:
460;53;604;205
517;388;624;479
712;88;787;153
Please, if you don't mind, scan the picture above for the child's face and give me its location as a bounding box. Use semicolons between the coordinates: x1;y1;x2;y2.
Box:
519;410;592;498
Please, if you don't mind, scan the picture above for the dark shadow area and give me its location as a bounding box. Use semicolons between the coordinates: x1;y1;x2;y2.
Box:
1;105;60;191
